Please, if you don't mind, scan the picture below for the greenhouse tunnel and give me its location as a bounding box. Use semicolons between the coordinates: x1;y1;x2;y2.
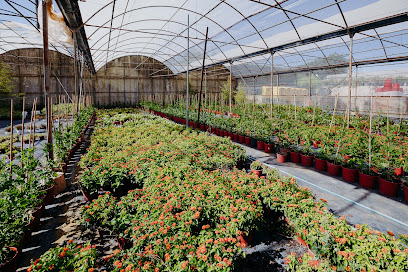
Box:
1;0;408;271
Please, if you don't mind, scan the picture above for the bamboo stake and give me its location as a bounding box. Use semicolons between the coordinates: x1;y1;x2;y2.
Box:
329;94;339;134
294;95;297;121
32;98;37;148
58;95;61;131
21;97;25;154
28;99;34;147
311;88;318;126
10;99;14;168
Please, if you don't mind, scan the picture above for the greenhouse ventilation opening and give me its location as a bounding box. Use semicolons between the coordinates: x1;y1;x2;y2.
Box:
1;0;408;271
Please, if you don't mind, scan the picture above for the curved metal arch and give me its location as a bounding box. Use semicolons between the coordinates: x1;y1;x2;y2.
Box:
275;51;293;71
81;2;263;76
94;52;178;72
95;44;181;63
95;50;181;73
91;31;191;66
86;17;234;74
273;0;303;43
95;53;176;75
89;19;210;65
219;1;269;75
85;5;249;63
94;43;185;72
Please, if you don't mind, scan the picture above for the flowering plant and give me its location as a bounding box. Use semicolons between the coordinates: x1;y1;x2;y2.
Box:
27;242;98;272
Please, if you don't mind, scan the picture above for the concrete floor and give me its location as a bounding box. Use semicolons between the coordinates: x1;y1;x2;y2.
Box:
240;144;408;236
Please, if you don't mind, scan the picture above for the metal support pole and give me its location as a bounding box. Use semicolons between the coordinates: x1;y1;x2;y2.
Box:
42;0;53;160
308;70;312;106
73;32;79;110
270;52;274;117
197;27;209;125
186;15;190;128
229;61;233;114
346;34;354;128
354;65;358;112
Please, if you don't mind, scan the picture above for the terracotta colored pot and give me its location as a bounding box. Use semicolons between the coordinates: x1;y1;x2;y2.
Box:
245;136;251;146
290;152;301;164
199;124;206;131
233;133;239;142
358;172;377;189
44;185;55;206
257;141;265;151
342;166;358;182
239;135;245;144
301;154;313;167
81;188;97;202
251;169;262;177
314;157;327;172
228;132;234;138
403;183;408;203
379;177;401;197
264;143;274;153
277;153;287;163
327;161;341;176
0;247;18;272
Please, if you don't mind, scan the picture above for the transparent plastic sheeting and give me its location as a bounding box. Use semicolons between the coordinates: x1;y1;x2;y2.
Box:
0;0;73;58
76;0;408;74
1;0;408;77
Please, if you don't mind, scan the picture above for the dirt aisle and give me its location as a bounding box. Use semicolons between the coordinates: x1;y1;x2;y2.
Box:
16;125;115;271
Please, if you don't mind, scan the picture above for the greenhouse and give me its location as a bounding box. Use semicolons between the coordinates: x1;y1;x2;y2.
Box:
1;0;408;271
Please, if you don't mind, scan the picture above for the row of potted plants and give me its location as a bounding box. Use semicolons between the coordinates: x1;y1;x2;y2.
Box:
27;108;408;271
76;109;407;271
0;148;56;271
54;106;96;172
143;102;408;202
78;110;245;199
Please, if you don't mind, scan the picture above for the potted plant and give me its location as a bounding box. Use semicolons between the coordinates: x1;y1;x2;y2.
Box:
264;135;275;154
314;146;328;172
402;177;408;203
290;145;301;164
379;167;402;197
277;139;290;163
300;143;314;167
327;154;342;177
250;160;263;177
357;160;378;189
341;157;358;183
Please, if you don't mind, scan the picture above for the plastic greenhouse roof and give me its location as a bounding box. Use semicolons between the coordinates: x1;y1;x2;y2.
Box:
1;0;408;78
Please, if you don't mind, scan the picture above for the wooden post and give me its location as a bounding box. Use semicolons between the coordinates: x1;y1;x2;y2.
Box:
32;98;37;148
42;0;53;160
21;97;25;154
197;27;209;125
29;99;34;147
